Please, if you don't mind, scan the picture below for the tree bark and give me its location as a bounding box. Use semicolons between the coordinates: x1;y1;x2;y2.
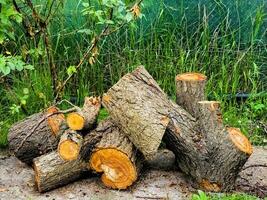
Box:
81;118;142;189
8;106;65;164
33;151;88;192
58;129;83;161
67;97;101;131
235;146;267;198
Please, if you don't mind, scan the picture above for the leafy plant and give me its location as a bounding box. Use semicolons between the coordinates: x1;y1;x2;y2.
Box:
0;55;34;77
0;0;22;43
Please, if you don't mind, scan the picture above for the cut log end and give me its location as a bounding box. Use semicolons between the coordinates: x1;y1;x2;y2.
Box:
47;106;65;135
90;148;137;189
66;113;85;131
200;179;221;192
228;127;253;155
176;73;207;82
58;140;80;161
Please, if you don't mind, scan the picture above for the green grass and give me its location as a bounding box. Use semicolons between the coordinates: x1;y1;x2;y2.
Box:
0;0;267;148
192;190;262;200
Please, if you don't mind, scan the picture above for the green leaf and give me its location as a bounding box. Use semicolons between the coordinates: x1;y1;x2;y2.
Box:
78;29;93;35
23;88;29;95
1;65;11;75
82;2;89;7
24;64;34;70
67;65;77;76
7;61;15;70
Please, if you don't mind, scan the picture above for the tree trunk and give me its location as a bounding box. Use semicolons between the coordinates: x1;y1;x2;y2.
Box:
58;130;83;161
175;73;207;117
82;118;142;189
67;97;101;131
235;146;267;198
33;151;88;192
8;106;65;164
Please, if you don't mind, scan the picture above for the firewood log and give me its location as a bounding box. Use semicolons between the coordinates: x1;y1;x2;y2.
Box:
102;66;252;191
102;67;175;160
33;151;87;192
58;129;83;161
8;106;65;164
81;119;142;189
66;97;101;131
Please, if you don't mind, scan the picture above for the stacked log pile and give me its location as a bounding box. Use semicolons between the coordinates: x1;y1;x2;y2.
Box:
7;66;266;197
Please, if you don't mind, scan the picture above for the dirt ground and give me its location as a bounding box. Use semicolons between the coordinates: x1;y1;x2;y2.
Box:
0;149;193;200
1;147;266;200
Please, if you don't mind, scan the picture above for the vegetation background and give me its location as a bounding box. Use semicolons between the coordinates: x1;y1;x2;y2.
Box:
1;0;266;148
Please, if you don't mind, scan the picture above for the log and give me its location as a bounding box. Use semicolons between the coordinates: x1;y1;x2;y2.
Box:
58;129;83;161
175;73;207;117
82;119;142;189
164;82;252;191
8;106;65;164
235;146;267;198
67;97;101;131
103;66;252;191
102;66;176;159
33;151;87;192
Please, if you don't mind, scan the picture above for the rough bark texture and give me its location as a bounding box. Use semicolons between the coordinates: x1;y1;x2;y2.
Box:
33;151;88;193
8;107;65;164
89;118;143;189
102;66;194;160
67;97;101;131
236;146;267;198
175;73;207;117
58;130;83;161
164;85;252;191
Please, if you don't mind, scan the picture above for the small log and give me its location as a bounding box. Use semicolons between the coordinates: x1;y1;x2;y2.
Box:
58;130;83;161
33;151;87;192
83;119;142;189
67;97;101;131
236;146;267;198
175;73;207;117
8;106;65;164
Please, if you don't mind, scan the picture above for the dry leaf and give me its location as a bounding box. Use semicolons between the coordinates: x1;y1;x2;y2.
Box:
130;4;141;18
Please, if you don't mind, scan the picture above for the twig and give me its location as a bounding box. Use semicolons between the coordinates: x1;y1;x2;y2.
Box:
15;107;77;153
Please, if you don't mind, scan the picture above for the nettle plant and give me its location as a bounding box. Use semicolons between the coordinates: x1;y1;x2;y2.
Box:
0;0;34;77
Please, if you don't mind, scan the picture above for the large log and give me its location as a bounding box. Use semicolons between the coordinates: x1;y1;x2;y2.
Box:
102;66;252;191
33;151;87;192
67;97;101;131
81;119;142;189
8;107;65;164
102;66;179;159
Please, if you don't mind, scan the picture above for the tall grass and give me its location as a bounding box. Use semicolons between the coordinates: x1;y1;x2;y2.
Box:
0;0;267;147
